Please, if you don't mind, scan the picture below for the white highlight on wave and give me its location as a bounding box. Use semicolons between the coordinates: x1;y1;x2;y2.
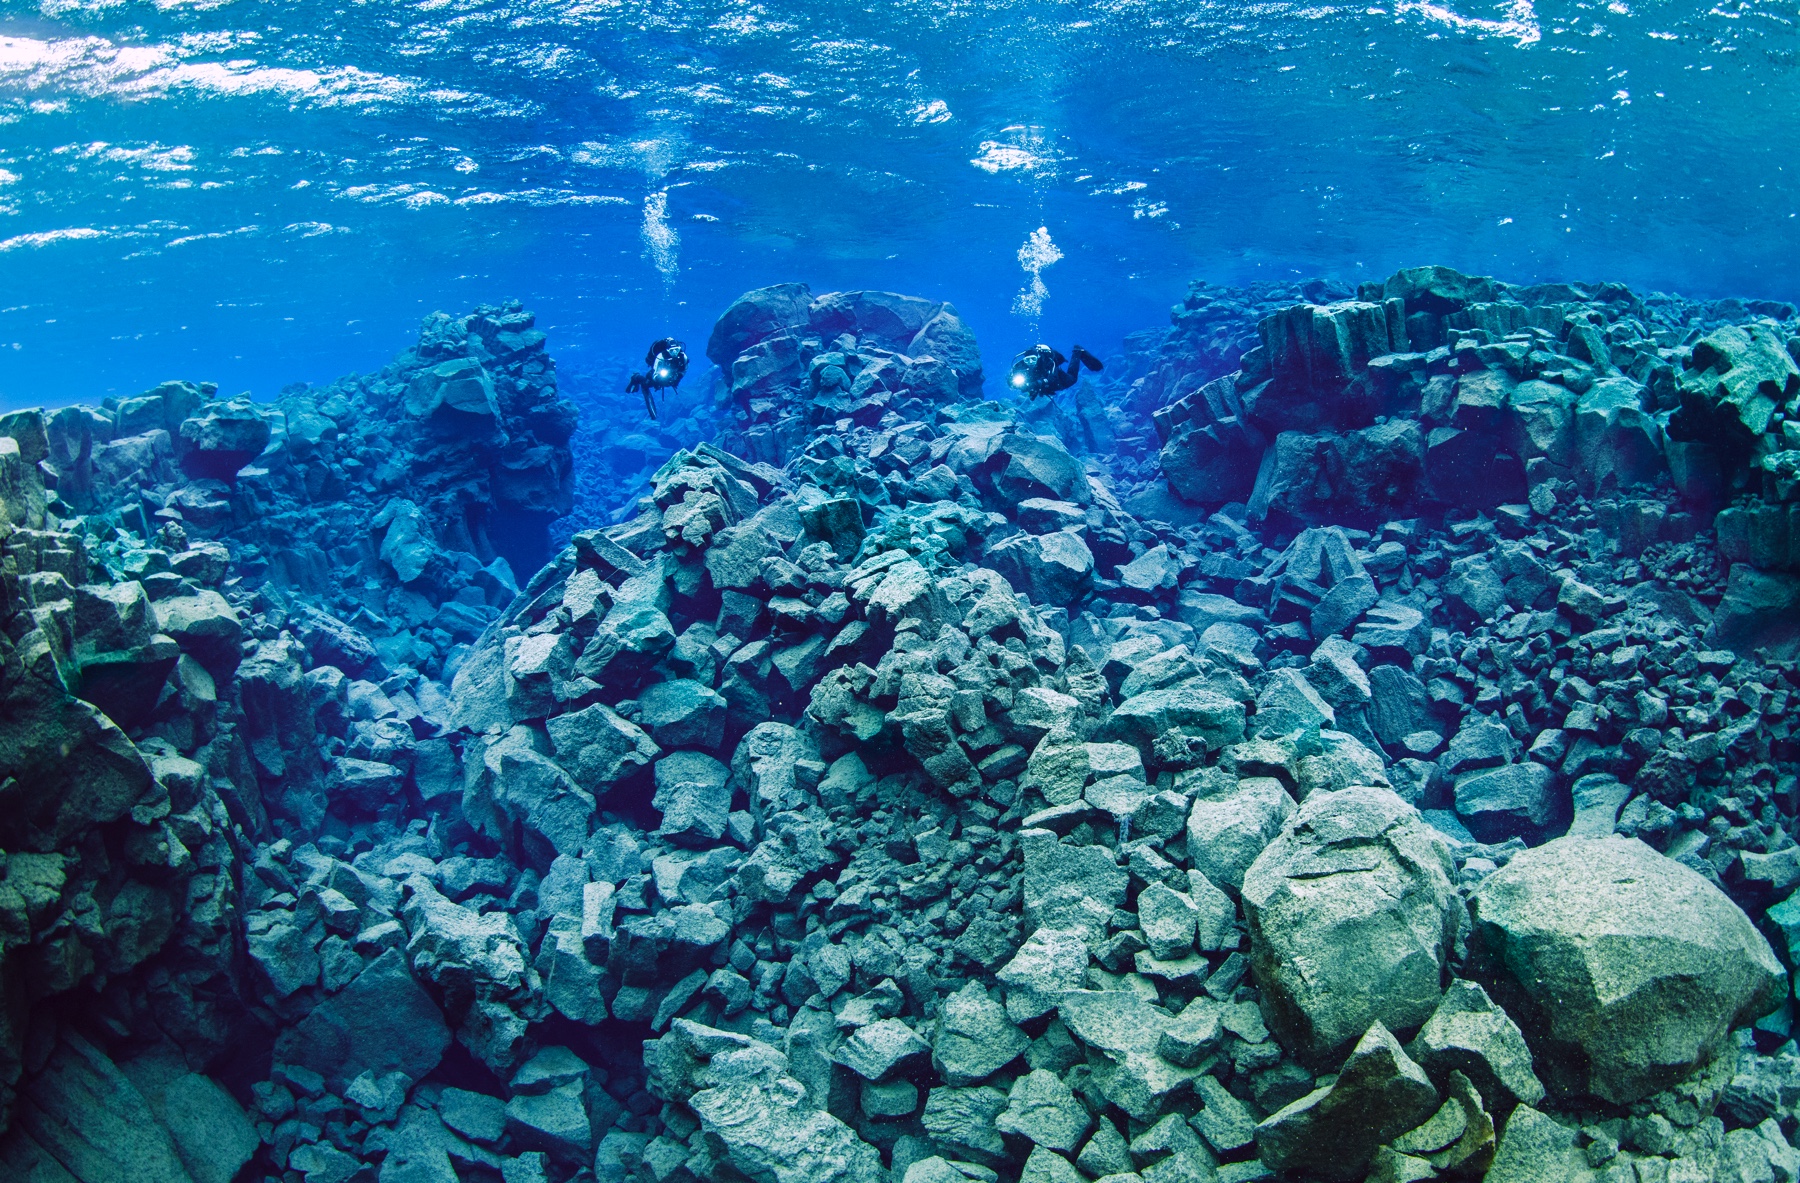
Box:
165;224;259;248
1013;226;1062;319
0;227;107;251
642;189;679;289
282;222;348;238
57;141;195;171
0;35;419;106
971;125;1055;175
453;190;629;207
911;99;952;125
1395;0;1541;44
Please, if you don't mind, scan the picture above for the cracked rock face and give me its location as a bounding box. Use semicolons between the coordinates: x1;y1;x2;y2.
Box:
2;270;1800;1183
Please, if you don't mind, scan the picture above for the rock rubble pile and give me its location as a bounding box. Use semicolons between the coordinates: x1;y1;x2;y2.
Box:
2;269;1800;1183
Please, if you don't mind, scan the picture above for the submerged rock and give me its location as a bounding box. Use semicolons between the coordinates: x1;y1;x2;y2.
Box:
1469;835;1786;1104
1243;786;1462;1065
5;271;1800;1183
1256;1022;1441;1182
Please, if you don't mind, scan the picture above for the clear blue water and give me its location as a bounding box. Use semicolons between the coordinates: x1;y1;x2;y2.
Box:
1;0;1796;408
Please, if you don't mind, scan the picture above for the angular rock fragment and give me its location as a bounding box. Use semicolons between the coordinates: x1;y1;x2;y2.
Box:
15;1033;203;1183
1020;830;1128;944
1137;883;1198;960
1384;1070;1494;1175
545;704;659;793
1191;1074;1257;1155
933;982;1030;1085
1100;679;1245;754
1255;1022;1439;1182
274;949;451;1092
1453;760;1561;843
1057;990;1198;1120
1186;777;1296;892
688;1055;886;1183
652;751;733;845
636;678;728;750
1406;978;1543;1108
987;530;1095;608
995;1069;1090;1152
996;928;1090;1023
921;1085;1010;1166
1483;1105;1592;1183
836;1019;931;1081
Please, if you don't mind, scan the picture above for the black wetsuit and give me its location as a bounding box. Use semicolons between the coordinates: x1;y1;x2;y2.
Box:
627;338;689;419
1009;344;1101;399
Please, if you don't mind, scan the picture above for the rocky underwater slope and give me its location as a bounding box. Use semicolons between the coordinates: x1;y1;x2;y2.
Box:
2;269;1800;1183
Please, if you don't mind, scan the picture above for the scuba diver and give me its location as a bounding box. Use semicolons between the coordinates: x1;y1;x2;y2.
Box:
1008;343;1102;399
626;338;689;420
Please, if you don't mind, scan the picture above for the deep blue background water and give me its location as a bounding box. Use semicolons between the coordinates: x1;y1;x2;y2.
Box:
1;0;1796;410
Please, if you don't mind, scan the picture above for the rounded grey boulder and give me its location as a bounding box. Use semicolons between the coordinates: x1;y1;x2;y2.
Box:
1469;834;1787;1105
1242;785;1462;1065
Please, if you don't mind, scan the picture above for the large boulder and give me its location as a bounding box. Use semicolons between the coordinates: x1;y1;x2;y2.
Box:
472;725;602;858
1483;1105;1596;1183
1241;786;1462;1065
177;397;271;481
649;1022;883;1182
1160;414;1264;504
1570;378;1667;496
0;689;155;851
652;752;733;846
118;1051;259;1183
984;433;1089;506
1247;421;1427;526
932;982;1029;1086
1453;761;1561;844
405;356;501;425
985;531;1093;608
687;1054;885;1183
1670;322;1799;451
1406;979;1544;1109
152;591;244;679
1381;265;1501;317
70;582;180;730
1706;564;1800;661
706;283;813;367
807;290;940;352
1154;373;1266;505
1246;300;1405;433
374;499;438;584
1468;835;1787;1104
13;1034;204;1183
1099;679;1245;754
1020;830;1127;945
636;679;728;750
544;704;660;794
908;306;983;397
1054;990;1198;1120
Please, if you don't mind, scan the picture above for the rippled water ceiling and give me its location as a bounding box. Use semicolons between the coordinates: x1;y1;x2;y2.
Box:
0;0;1795;404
